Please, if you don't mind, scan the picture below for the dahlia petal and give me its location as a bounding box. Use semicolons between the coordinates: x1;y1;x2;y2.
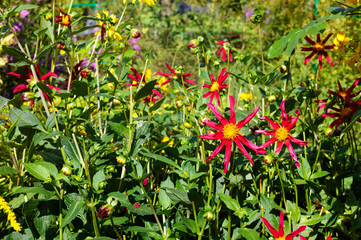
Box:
236;106;259;128
7;72;27;80
199;132;224;140
318;53;323;69
221;50;227;62
259;137;278;149
317;33;321;43
203;91;212;98
210;93;215;105
203;84;212;88
260;217;280;238
322;33;333;44
203;120;224;131
275;141;284;153
229;52;233;62
13;84;28;93
160;79;171;86
154;72;173;78
321;113;339;118
304;51;316;65
165;63;176;75
300;237;307;240
285;139;300;167
326;236;331;240
223;140;233;173
184;78;196;85
301;47;314;51
215;93;221;107
210;74;216;83
329;118;344;129
40;72;58;81
305;35;316;45
218;40;225;45
238;135;266;154
317;104;326;111
347;78;359;95
205;139;226;162
324;45;335;49
289;136;308;146
280;100;288;121
183;73;193;77
254;129;275;135
229;96;236;124
207;103;228;125
285;225;306;240
36;64;41;76
234;138;254;165
322;51;334;67
279;211;284;237
260;116;280;130
217;47;223;56
286;109;300;131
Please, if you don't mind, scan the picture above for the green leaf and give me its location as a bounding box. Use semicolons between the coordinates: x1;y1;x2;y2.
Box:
285;29;305;56
9;107;46;132
260;193;285;212
0;166;19;175
238;228;259;240
37;82;53;101
268;29;300;58
71;81;89;96
23;162;50;181
0;96;9;110
60;201;85;228
350;217;361;232
93;170;106;191
15;4;38;12
60;136;83;168
297;157;311;180
42;19;54;42
107;68;118;84
140;152;181;170
342;109;361;135
304;21;327;35
163;188;191;204
299;215;323;226
36;161;58;178
134;80;157;102
159;189;171;209
11;186;54;196
149;97;165;112
200;69;211;82
217;193;241;212
310;171;329;180
122;226;156;232
2;45;26;59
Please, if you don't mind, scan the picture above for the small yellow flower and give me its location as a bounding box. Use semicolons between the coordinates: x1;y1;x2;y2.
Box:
345;53;360;68
158;77;170;95
132;0;157;6
95;10;121;41
145;68;152;81
240;92;253;101
0;197;21;231
333;31;350;52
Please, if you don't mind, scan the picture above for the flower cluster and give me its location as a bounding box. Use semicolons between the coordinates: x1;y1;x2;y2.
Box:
94;10;121;41
0;196;21;231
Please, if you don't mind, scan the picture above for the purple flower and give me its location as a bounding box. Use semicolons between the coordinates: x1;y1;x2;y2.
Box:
244;6;254;18
20;10;30;19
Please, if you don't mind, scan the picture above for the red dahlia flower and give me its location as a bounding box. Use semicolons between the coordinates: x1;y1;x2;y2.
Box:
217;40;233;62
155;63;195;88
203;67;228;107
55;8;71;26
321;100;361;129
301;33;334;69
261;211;306;240
143;89;163;105
255;100;307;167
199;96;266;173
127;68;144;87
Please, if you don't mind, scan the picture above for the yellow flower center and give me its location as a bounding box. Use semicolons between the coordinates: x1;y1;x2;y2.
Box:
340;107;352;118
26;75;36;85
338;91;347;99
275;237;286;240
62;15;71;25
210;82;220;92
275;127;289;141
314;42;324;51
222;123;240;140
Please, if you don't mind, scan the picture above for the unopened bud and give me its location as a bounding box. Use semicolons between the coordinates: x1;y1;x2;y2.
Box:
61;166;72;176
325;128;333;136
300;82;307;87
80;69;90;79
117;155;127;165
113;99;120;106
205;212;214;221
176;100;182;108
96;204;113;218
263;155;273;164
183;121;192;129
188;39;199;48
267;95;276;102
130;29;141;39
45;13;53;21
280;65;287;74
57;42;65;50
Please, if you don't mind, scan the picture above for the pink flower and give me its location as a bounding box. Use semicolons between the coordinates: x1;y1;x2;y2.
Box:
301;33;334;69
203;67;228;107
154;63;195;88
142;178;149;187
261;211;306;240
217;40;233;62
255;100;307;167
199;96;265;172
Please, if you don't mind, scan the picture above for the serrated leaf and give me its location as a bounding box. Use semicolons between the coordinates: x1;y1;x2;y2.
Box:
285;29;305;56
9;107;46;132
217;193;241;212
163;188;191;204
23;162;50;181
268;29;300;58
134;80;157;102
60;201;85;228
299;215;323;226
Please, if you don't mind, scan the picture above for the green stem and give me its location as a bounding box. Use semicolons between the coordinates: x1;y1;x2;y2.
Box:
258;24;265;73
111;217;123;240
192;201;200;234
275;161;287;211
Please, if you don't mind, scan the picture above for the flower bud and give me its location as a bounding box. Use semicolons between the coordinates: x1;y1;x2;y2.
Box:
80;69;90;79
175;100;183;108
61;166;72;176
188;39;199;48
183;121;192;129
142;177;149;187
280;65;287;74
214;60;220;66
267;95;276;102
117;155;127;165
107;82;114;89
113;99;120;106
130;29;141;39
300;82;307;87
57;42;65;50
263;155;273;164
96;204;113;218
324;128;333;136
205;212;214;221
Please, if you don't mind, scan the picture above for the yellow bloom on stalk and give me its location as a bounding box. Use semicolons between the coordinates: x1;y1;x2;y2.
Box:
131;0;157;6
350;0;360;5
95;10;122;41
240;92;253;101
333;32;350;51
0;196;21;231
158;77;170;95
